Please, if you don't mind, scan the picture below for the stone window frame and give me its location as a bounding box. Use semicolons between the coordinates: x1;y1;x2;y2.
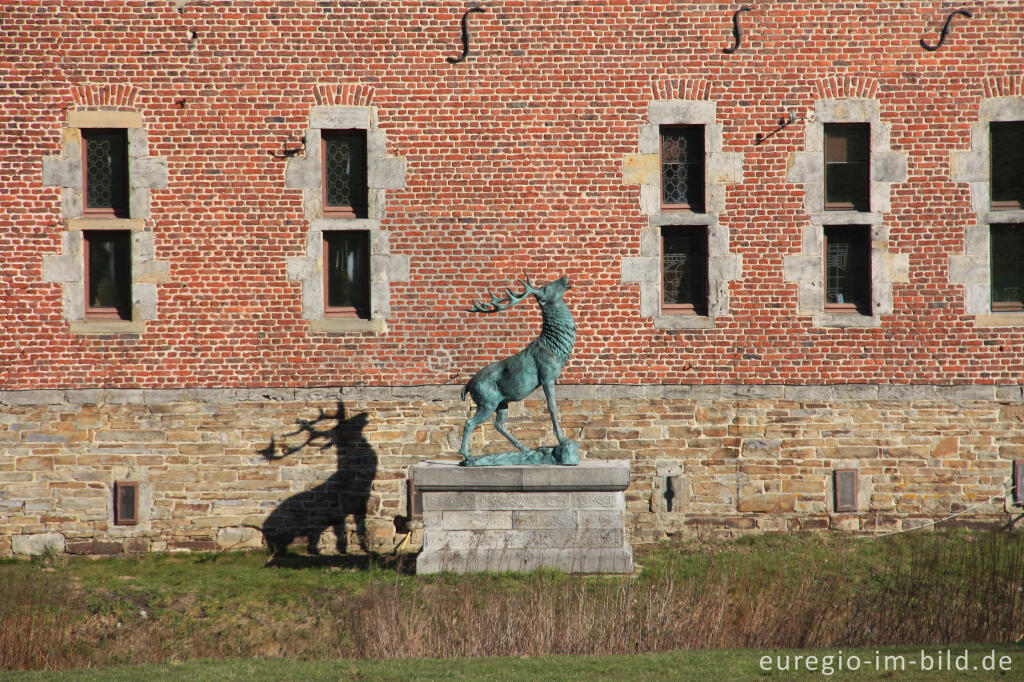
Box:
825;462;872;517
41;110;169;334
949;97;1024;328
285;106;408;333
785;98;908;328
621;100;743;330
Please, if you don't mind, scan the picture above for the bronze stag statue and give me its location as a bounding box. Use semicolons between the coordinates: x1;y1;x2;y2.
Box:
458;274;579;466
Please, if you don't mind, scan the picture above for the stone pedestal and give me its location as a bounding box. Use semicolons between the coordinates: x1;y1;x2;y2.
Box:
413;460;633;574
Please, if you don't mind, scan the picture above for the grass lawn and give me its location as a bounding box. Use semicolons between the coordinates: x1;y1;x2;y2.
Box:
2;531;1023;675
4;645;1022;681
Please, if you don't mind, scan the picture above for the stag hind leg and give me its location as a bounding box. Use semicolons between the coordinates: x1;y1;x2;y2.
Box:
460;398;498;458
493;400;528;453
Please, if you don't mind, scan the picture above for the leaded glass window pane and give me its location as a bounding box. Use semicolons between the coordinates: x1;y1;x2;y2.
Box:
325;231;369;316
662;228;708;314
824;123;870;212
83;130;128;215
991;223;1024;312
991;123;1024;210
85;230;131;318
324;132;367;215
661;126;705;211
825;226;870;314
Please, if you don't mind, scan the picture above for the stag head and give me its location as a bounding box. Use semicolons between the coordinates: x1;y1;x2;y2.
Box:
468;275;572;313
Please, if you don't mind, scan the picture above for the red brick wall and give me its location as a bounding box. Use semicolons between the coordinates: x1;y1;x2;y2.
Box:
3;1;1023;390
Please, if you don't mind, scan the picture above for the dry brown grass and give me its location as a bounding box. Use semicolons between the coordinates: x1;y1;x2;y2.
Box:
3;530;1023;671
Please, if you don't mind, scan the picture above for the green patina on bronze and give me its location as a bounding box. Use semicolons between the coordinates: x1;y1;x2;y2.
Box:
459;275;579;466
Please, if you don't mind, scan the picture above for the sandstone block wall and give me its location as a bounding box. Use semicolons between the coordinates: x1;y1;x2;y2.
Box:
2;385;1021;557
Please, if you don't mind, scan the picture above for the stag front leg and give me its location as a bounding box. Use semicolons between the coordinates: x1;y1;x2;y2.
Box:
493;401;528;453
541;380;567;445
542;380;579;465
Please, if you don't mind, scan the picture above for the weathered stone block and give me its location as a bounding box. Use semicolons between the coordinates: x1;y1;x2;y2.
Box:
422;491;477;511
309;106;372;129
784;255;822;282
42;156;81;187
476;492;569;510
368;157;406;190
67;541;123;555
737;495;797;513
130;157;168;189
570;492;623;509
511;510;575;529
648;100;715;125
621;257;658;283
216;526;264;549
285;157;320;189
872;151;907;183
622;154;659;185
12;532;66;556
442;511;513;530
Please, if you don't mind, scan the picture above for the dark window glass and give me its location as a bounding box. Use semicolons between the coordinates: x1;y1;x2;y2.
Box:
991;223;1024;312
991;123;1024;210
662;227;708;315
84;230;132;319
324;231;369;317
825;226;871;314
83;130;129;217
323;131;368;216
824;123;870;211
661;125;705;211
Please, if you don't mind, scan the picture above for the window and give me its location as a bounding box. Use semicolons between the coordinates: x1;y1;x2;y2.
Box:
824;123;870;211
660;125;705;212
824;226;871;315
991;122;1024;210
114;481;139;526
324;231;369;318
84;230;132;319
662;227;708;315
991;223;1024;312
322;130;368;218
833;470;858;512
82;129;129;218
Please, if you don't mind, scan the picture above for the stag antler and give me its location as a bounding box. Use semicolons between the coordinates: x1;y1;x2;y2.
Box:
467;274;539;313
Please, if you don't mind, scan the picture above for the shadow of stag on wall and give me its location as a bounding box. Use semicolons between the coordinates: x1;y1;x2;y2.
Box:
259;402;377;556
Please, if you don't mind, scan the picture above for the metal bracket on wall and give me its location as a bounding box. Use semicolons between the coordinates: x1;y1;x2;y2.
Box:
920;8;972;51
723;5;753;54
447;5;487;64
754;110;799;145
270;136;305;158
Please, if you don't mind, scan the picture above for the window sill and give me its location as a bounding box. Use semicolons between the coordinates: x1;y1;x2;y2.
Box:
812;211;883;225
69;319;146;334
68;218;145;231
975;313;1024;328
653;315;714;330
813;313;879;329
649;212;717;227
311;217;381;230
982;210;1024;224
309;318;387;333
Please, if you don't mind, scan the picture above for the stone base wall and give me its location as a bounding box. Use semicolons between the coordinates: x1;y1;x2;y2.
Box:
1;385;1022;557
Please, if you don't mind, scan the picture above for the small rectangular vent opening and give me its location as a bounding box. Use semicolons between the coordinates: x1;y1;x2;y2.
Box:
834;469;858;512
114;481;139;526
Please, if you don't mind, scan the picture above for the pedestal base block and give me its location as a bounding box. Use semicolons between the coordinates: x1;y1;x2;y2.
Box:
413;460;632;574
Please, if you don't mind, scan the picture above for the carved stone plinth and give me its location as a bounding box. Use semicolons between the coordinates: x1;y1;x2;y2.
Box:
413;460;632;574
